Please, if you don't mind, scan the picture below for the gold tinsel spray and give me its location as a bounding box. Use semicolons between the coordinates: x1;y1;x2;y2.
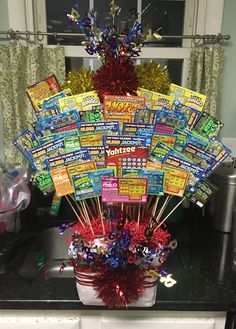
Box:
63;68;94;94
136;61;171;95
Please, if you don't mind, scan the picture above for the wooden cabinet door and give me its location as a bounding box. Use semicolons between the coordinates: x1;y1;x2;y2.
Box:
100;317;225;329
0;316;80;329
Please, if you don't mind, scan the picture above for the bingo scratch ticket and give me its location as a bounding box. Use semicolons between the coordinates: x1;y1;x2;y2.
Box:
168;83;206;112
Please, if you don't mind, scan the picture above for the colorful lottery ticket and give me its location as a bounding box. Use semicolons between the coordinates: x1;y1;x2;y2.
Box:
103;135;147;147
58;91;100;112
25;75;61;113
105;145;149;176
104;95;146;125
193;112;224;139
137;87;174;110
72;168;115;200
168;83;206;112
45;149;91;171
102;177;148;203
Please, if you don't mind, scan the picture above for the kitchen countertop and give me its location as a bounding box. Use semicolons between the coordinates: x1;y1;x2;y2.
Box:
0;203;236;312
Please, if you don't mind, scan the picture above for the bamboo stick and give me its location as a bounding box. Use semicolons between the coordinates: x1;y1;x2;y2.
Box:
155;194;172;222
155;197;186;230
69;194;87;223
81;200;94;235
137;203;141;226
97;196;105;235
151;196;160;217
65;195;85;228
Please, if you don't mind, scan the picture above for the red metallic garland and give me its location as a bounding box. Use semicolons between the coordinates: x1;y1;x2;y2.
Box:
92;56;138;102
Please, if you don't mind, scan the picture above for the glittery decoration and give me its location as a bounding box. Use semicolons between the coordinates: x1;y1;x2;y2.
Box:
69;210;174;308
66;1;144;62
109;0;121;25
93;267;147;309
69;212;171;272
63;68;94;95
136;61;171;95
93;57;138;101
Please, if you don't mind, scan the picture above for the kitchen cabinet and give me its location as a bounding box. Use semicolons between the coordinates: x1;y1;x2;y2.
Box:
0;315;80;328
0;311;226;329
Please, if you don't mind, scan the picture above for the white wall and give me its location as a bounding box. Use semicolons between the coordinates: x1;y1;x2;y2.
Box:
0;0;9;30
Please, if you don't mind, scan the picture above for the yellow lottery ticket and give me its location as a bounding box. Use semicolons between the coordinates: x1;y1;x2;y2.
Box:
168;83;206;112
137;87;174;110
58;91;100;112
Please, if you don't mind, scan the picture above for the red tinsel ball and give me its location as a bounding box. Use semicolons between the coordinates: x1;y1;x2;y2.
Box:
93;266;147;309
92;57;139;102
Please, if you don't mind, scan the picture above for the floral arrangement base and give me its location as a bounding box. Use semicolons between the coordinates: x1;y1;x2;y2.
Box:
76;282;157;307
75;270;157;307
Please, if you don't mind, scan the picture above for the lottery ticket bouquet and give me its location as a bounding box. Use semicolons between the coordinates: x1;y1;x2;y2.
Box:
13;2;231;309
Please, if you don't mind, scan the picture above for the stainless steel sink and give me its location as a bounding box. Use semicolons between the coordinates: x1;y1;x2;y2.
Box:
19;227;74;278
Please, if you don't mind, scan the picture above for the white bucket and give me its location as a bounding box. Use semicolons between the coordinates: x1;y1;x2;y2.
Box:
75;270;157;307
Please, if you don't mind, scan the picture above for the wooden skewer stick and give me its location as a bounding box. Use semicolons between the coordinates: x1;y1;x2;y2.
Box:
151;196;160;218
65;195;85;228
85;199;96;221
90;197;98;217
132;204;135;219
101;196;104;217
155;197;186;231
77;200;89;224
97;196;105;235
69;194;87;223
147;194;154;210
155;194;172;222
137;203;141;227
141;204;145;222
128;205;132;218
81;200;94;235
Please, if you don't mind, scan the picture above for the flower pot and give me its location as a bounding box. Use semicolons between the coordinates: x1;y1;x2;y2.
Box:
75;269;157;307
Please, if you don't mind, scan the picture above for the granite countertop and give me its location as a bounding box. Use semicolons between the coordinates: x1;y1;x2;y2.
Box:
0;203;236;312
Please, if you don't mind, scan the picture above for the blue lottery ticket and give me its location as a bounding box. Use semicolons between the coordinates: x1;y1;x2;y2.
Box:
81;146;105;168
134;109;157;124
72;168;115;200
103;135;147;147
27;139;65;171
37;110;80;132
172;101;201;129
79;121;120;135
13;129;40;159
155;109;187;130
45;149;91;171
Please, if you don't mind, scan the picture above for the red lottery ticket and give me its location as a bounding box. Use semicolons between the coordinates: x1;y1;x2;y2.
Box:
105;145;149;176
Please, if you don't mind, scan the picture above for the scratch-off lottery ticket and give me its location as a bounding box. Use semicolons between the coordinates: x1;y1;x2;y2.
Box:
104;95;146;125
105;145;148;176
137;87;174;110
102;177;148;203
162;164;189;197
26;75;61;113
